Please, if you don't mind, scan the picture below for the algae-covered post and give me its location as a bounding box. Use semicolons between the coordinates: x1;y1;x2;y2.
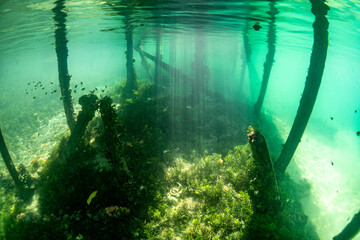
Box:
333;210;360;240
123;13;138;99
254;0;278;116
53;0;76;132
0;128;33;200
275;0;329;175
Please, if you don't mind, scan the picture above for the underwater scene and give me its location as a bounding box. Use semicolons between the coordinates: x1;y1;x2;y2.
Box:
0;0;360;239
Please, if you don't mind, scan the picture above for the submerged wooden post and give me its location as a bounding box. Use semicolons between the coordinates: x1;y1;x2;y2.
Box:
137;42;153;80
123;14;137;99
191;33;210;103
275;0;329;174
154;29;162;87
0;128;33;200
254;0;278;115
248;128;280;205
333;210;360;240
53;0;76;132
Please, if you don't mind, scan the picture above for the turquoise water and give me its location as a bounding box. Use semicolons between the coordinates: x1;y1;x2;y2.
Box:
1;0;360;239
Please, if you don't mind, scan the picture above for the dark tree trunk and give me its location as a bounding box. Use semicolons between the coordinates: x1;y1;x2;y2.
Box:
0;129;33;200
275;0;329;174
254;0;278;115
53;0;76;132
123;15;137;99
333;210;360;240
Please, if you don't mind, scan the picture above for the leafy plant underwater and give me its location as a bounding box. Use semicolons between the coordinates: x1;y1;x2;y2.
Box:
0;82;318;239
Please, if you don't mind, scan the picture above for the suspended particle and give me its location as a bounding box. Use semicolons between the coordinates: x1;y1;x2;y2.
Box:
50;82;53;84
331;161;334;166
45;92;48;95
81;88;85;91
75;84;78;88
80;82;83;85
357;131;360;136
74;90;77;93
330;117;333;120
28;82;31;85
101;89;105;92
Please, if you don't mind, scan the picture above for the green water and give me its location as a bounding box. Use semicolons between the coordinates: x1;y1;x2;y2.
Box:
0;0;360;239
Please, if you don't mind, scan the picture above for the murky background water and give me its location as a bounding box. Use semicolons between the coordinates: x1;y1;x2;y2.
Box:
1;0;360;239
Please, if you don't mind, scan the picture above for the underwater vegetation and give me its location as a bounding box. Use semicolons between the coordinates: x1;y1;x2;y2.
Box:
0;82;319;239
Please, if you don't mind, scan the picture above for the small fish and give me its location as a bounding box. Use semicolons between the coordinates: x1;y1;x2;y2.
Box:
357;131;360;136
81;87;85;91
330;117;334;120
90;90;95;93
331;161;334;166
355;110;358;113
105;86;107;88
42;87;45;90
45;92;48;95
74;84;78;88
27;82;31;85
95;87;98;91
253;22;262;31
26;92;29;94
33;96;36;99
60;96;64;100
80;82;83;85
101;89;105;92
50;82;53;84
74;90;76;93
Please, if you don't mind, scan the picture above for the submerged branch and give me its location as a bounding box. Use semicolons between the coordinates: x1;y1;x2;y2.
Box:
0;128;33;200
134;44;193;83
